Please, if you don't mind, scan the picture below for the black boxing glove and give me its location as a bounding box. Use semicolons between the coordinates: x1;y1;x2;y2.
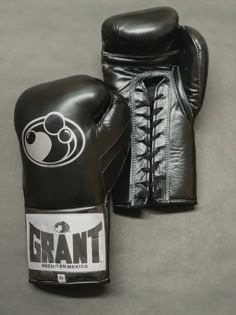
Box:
102;7;208;209
14;75;130;284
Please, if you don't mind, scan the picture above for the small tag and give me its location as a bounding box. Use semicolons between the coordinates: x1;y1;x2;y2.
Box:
57;274;66;283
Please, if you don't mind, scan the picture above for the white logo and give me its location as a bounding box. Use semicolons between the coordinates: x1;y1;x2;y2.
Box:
22;112;86;167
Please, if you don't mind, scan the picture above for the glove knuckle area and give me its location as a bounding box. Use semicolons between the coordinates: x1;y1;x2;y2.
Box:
15;75;112;129
102;7;179;55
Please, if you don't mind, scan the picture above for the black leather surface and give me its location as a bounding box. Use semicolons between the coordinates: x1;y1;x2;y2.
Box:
14;75;131;284
15;75;131;208
102;7;209;209
102;7;179;55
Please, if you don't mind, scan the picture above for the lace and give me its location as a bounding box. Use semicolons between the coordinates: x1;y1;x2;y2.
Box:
135;93;164;200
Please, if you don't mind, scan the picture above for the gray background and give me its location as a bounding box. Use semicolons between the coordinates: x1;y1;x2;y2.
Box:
0;0;235;314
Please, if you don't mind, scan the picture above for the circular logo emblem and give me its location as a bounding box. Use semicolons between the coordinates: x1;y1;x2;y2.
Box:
22;112;86;167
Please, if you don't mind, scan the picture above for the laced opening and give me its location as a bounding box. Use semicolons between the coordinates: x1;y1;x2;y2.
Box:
135;77;167;204
135;91;165;201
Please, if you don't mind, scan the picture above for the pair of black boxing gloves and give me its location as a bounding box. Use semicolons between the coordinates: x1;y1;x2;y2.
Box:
14;7;208;285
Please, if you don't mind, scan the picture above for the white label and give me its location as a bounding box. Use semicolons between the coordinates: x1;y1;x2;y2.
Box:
26;213;106;273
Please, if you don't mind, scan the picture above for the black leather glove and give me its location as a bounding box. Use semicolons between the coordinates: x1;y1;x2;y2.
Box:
102;7;208;209
14;75;131;284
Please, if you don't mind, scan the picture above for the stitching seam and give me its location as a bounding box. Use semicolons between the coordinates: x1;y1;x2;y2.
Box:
96;127;106;195
185;27;201;110
96;95;114;126
165;80;171;201
100;119;130;158
102;142;129;174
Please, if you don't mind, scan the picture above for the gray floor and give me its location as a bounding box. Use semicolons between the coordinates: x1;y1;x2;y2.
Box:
0;0;235;314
